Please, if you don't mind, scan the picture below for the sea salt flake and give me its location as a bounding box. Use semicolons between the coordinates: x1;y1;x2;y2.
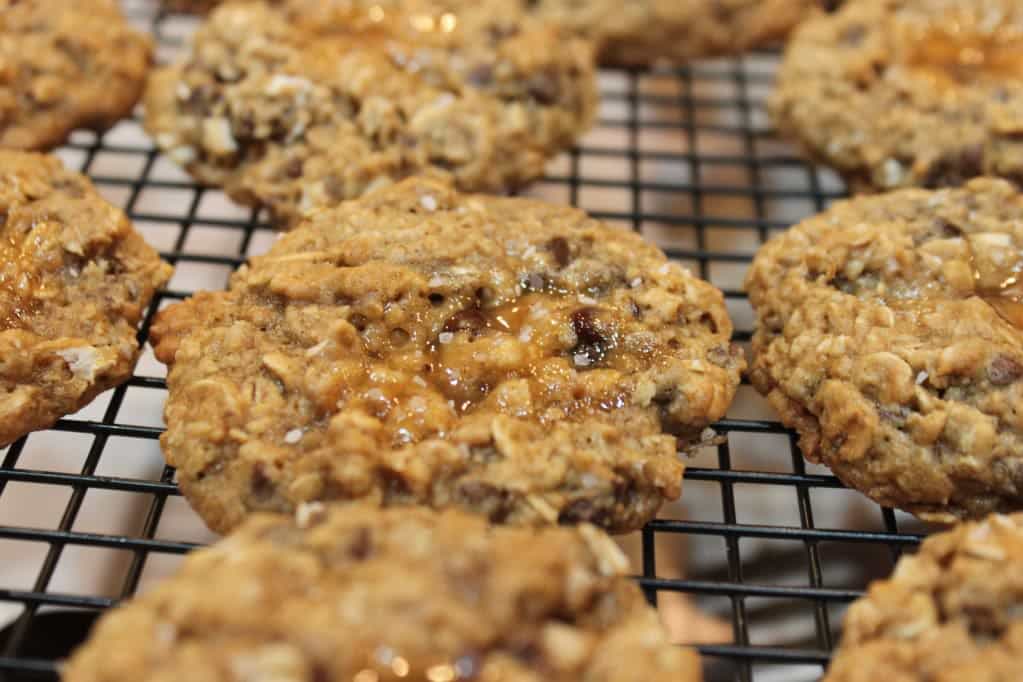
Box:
577;294;597;305
56;346;98;382
630;277;642;288
420;195;438;211
438;332;454;344
573;352;592;367
915;371;928;385
284;428;304;444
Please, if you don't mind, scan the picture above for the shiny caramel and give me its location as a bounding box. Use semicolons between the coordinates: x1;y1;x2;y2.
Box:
906;17;1023;85
966;233;1023;328
0;227;41;329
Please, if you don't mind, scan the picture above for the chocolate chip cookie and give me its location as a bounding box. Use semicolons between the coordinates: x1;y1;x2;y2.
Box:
747;178;1023;522
772;0;1023;193
145;0;597;225
150;177;744;534
64;505;702;682
0;151;173;447
824;513;1023;681
0;0;152;150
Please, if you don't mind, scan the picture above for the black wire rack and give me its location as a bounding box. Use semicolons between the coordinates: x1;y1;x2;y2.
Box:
0;3;932;681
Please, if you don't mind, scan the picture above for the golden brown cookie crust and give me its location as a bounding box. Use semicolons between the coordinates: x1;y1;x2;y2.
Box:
771;0;1023;193
824;513;1023;681
532;0;825;67
150;177;743;534
0;0;152;150
144;0;597;225
0;151;173;447
160;0;823;66
746;178;1023;522
64;505;703;682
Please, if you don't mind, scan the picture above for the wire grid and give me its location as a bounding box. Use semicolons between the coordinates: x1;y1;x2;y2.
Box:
0;3;930;681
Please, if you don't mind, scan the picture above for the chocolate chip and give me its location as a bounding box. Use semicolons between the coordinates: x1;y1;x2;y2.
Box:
250;462;275;502
347;526;373;560
456;480;511;522
922;145;985;189
570;307;613;367
526;71;559;105
349;313;369;331
466;63;495;87
558;498;611;527
443;308;487;338
548;237;571;267
698;312;719;334
988;355;1023;385
283;157;304;179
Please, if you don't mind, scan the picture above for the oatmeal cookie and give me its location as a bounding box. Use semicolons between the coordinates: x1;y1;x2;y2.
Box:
532;0;826;67
150;177;743;534
823;513;1023;681
160;0;824;66
64;505;702;682
747;178;1023;522
0;0;152;150
144;0;597;225
0;151;173;447
772;0;1023;193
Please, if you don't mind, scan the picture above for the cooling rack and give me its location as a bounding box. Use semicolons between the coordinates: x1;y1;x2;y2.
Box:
0;2;931;681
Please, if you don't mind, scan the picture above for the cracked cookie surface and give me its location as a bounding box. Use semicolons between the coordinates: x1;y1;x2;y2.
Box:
0;0;152;150
144;0;596;225
150;177;743;534
772;0;1023;193
747;178;1023;522
64;504;702;682
824;513;1023;681
0;151;173;447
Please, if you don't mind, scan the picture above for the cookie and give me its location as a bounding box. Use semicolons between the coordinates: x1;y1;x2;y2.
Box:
159;0;823;66
0;0;152;150
746;178;1023;522
0;151;173;447
150;177;744;534
771;0;1023;193
823;513;1023;681
64;504;702;682
531;0;825;67
144;0;597;225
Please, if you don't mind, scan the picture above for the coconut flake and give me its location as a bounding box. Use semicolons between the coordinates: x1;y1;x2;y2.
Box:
915;371;928;385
